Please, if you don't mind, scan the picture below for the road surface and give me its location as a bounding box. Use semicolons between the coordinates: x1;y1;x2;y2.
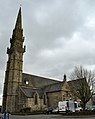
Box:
0;113;95;119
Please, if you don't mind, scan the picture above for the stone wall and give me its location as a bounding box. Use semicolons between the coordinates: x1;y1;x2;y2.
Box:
47;91;62;108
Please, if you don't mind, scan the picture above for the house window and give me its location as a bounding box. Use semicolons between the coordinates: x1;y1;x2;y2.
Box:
43;94;46;105
34;94;38;105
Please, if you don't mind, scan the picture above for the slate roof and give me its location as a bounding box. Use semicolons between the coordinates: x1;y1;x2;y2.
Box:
22;73;61;88
21;86;44;98
20;82;65;98
67;78;86;90
21;73;66;98
21;74;86;98
44;82;64;92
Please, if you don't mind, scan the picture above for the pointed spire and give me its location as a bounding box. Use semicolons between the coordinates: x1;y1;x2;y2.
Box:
15;7;22;29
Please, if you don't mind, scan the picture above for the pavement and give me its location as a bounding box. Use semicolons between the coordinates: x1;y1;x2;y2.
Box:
62;115;95;118
0;113;95;119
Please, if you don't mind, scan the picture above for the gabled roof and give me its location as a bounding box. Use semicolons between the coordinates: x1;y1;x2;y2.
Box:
44;82;64;92
20;86;44;98
21;87;34;97
68;78;86;90
20;82;65;98
22;73;61;88
21;73;67;98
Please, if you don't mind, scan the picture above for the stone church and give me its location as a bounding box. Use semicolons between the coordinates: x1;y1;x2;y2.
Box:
2;7;72;113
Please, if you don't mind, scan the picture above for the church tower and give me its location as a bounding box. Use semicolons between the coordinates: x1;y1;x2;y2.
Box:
2;7;25;112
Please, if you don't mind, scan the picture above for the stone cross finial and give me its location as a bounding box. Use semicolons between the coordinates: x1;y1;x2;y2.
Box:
63;74;66;81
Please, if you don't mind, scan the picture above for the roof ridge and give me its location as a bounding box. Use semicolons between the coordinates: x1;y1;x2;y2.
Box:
22;72;61;82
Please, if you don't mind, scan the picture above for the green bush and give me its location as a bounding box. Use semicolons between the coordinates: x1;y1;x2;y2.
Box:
20;107;31;113
11;109;43;115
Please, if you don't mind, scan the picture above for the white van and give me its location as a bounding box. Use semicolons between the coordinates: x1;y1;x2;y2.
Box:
58;101;67;112
58;100;78;113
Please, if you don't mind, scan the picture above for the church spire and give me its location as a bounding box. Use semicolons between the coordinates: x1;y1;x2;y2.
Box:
15;7;22;29
7;6;25;54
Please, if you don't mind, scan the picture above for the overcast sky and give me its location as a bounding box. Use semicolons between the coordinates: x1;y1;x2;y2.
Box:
0;0;95;105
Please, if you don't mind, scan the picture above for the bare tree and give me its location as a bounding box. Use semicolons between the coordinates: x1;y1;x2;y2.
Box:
69;66;95;110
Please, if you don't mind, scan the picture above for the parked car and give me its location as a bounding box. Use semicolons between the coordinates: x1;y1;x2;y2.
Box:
91;105;95;110
75;107;83;111
52;107;59;114
85;105;95;111
43;107;53;114
85;106;92;110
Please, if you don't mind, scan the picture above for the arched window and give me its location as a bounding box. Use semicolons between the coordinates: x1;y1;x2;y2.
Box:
24;80;29;85
34;93;38;105
43;94;46;105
